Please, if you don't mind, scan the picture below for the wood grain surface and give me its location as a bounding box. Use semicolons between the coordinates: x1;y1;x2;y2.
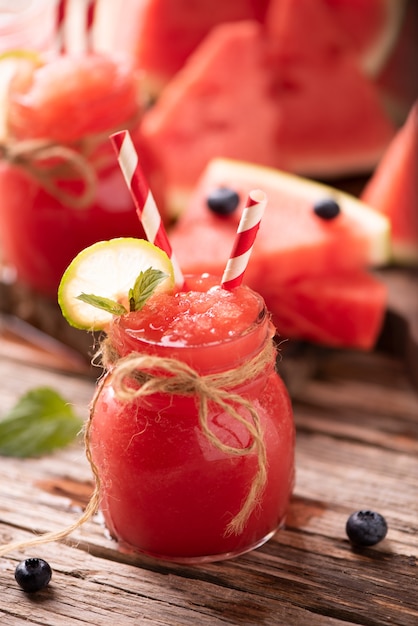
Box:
0;332;417;625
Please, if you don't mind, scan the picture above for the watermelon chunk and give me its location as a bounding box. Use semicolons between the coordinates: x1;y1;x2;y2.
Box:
173;158;390;272
169;158;389;349
266;0;406;76
261;273;387;350
324;0;407;76
361;101;418;265
131;0;405;95
132;0;270;96
140;19;396;215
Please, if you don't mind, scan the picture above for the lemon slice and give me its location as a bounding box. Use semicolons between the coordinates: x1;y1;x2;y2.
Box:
58;238;175;330
0;50;42;141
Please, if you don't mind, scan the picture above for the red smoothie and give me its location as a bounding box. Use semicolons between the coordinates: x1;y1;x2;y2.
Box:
89;275;295;562
0;54;157;296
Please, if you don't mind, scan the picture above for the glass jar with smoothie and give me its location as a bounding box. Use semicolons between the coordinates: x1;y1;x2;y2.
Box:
0;234;296;564
0;52;156;296
85;271;295;563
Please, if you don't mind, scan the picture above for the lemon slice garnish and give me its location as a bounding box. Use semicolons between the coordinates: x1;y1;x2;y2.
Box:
58;238;175;330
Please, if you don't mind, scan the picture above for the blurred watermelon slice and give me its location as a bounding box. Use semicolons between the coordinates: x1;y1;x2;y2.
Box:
170;158;390;349
324;0;407;76
133;0;269;96
266;0;406;76
140;18;396;216
133;0;405;95
361;101;418;265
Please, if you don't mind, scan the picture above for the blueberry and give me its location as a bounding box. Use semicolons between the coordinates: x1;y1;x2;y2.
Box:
346;510;388;547
207;188;240;215
313;198;341;220
15;558;52;593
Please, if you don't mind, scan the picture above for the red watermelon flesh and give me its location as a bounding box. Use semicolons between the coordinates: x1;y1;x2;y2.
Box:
132;0;405;95
266;0;406;75
361;101;418;264
169;158;389;349
171;224;387;350
171;158;390;282
133;0;269;95
260;273;387;349
324;0;407;76
265;0;351;60
140;19;396;215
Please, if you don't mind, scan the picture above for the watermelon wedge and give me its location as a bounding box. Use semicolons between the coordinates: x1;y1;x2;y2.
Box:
260;273;388;349
133;0;269;97
266;0;406;76
169;158;390;349
140;18;396;216
305;0;406;76
132;0;405;95
361;101;418;265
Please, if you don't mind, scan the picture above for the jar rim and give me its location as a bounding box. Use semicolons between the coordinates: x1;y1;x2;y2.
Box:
114;285;269;350
108;281;275;374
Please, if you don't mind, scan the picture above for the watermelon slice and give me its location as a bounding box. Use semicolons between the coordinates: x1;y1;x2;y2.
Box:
140;18;396;216
361;101;418;265
174;158;390;273
309;0;406;76
169;158;390;349
260;273;387;349
132;0;405;96
133;0;269;97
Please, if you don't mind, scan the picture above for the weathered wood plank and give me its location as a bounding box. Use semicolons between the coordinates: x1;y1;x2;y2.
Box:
0;530;355;626
0;340;417;625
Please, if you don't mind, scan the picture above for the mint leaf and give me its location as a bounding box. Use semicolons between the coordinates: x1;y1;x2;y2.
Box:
76;293;127;316
0;387;83;457
129;268;168;312
75;267;168;318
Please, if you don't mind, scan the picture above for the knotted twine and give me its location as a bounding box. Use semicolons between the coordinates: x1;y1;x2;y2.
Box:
0;114;141;209
0;337;276;557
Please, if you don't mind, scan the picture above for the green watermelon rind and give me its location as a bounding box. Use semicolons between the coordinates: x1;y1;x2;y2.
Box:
390;243;418;265
359;0;408;77
204;158;391;267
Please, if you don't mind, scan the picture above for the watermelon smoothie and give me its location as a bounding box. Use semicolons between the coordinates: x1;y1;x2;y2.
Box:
0;54;154;297
89;274;295;562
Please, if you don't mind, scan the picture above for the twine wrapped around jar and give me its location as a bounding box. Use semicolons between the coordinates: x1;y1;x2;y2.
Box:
0;114;141;209
0;338;276;557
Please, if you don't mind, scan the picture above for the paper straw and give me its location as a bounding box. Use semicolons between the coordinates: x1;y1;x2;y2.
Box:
221;189;267;290
59;0;94;55
110;130;184;288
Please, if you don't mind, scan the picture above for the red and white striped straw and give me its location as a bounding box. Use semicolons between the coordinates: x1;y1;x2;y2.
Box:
221;189;267;290
110;130;184;288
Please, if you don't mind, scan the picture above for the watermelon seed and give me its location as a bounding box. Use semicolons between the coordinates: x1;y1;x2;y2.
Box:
207;188;240;215
313;199;341;220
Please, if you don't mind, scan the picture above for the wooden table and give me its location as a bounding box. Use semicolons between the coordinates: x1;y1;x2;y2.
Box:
0;278;417;626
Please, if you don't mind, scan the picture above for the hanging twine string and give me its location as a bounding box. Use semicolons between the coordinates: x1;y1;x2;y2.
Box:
0;138;97;209
98;342;274;536
0;338;276;557
0;114;141;210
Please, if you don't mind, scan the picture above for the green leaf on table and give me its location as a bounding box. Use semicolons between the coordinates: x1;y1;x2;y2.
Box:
129;268;168;312
0;387;83;457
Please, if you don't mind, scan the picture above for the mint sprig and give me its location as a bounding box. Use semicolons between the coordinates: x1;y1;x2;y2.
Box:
76;294;128;316
76;267;168;317
129;268;168;311
0;387;83;458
